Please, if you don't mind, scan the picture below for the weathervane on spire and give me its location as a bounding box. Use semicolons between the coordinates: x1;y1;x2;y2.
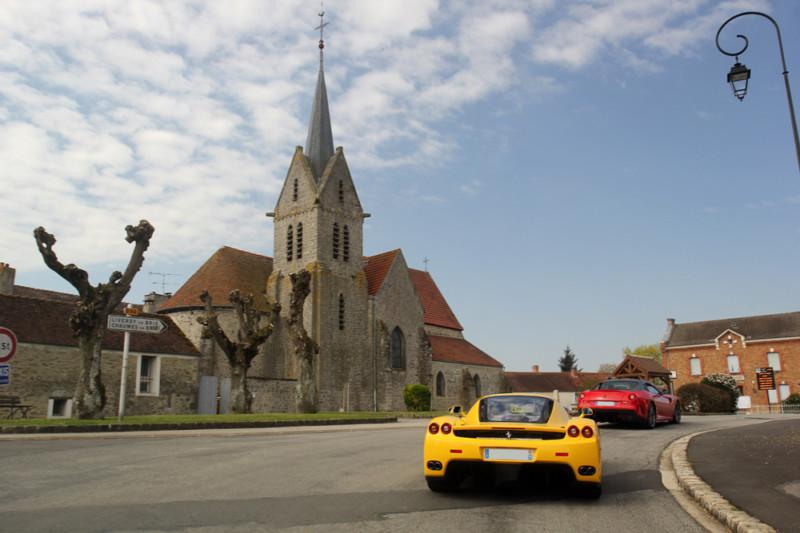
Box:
314;5;328;61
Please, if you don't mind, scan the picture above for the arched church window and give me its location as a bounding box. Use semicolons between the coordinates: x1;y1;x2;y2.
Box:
343;225;350;262
436;372;445;397
287;225;293;262
338;180;344;203
474;374;481;397
390;327;405;369
293;178;298;201
332;223;340;259
296;223;303;259
338;294;345;330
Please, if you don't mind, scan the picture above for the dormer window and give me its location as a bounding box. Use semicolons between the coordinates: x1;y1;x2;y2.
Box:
332;223;340;260
293;178;298;201
343;225;350;262
296;223;303;259
287;225;294;261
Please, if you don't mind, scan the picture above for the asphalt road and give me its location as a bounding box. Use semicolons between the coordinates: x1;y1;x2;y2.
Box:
0;415;771;532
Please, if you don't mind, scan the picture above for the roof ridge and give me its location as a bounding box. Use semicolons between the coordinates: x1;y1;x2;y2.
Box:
218;246;273;260
673;310;800;326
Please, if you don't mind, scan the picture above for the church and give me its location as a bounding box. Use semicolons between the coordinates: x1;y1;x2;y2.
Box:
155;30;504;413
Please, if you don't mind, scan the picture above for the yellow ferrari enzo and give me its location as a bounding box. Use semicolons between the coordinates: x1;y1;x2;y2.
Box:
423;392;602;497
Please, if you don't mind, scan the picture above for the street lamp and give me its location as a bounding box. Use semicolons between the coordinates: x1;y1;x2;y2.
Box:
716;11;800;173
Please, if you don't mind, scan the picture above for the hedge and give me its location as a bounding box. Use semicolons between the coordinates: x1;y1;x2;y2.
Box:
403;384;431;412
677;383;732;413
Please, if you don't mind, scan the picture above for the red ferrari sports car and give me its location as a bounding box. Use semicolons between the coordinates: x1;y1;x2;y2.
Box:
577;379;681;429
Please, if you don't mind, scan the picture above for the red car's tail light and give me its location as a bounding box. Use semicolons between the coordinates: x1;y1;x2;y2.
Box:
441;423;452;434
628;394;636;401
581;426;594;438
567;425;579;438
428;422;439;435
579;393;585;400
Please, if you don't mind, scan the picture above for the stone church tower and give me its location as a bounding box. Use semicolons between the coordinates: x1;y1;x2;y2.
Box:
266;32;371;411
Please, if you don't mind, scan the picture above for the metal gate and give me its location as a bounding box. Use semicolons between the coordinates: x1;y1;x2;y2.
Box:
197;376;231;414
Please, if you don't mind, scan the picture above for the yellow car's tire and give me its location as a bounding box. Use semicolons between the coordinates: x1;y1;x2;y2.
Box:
576;482;602;499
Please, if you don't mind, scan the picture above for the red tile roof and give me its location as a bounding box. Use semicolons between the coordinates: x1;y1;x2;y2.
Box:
408;269;463;331
0;294;198;356
429;335;502;368
505;371;611;393
13;285;80;304
363;249;400;296
160;246;273;312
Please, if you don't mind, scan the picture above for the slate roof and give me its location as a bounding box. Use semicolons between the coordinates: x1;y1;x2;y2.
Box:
664;311;800;347
12;285;80;303
160;246;273;312
408;269;463;331
428;335;502;368
305;57;334;180
363;249;400;296
0;294;198;356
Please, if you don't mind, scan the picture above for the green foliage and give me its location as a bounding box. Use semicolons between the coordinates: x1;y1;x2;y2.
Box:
783;393;800;406
559;346;580;372
403;384;432;412
623;344;662;363
677;383;732;413
701;373;740;412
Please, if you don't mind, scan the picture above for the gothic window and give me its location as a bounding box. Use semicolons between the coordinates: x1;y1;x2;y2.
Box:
343;225;350;262
390;327;405;369
338;294;345;330
287;225;293;261
296;223;303;259
436;372;445;397
474;374;481;397
338;180;344;203
332;223;340;259
293;178;298;201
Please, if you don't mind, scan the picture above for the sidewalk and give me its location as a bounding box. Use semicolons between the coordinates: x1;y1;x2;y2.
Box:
687;417;800;532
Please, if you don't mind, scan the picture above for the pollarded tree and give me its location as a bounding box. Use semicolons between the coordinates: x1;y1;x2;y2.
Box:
197;290;281;413
289;270;319;413
33;221;155;419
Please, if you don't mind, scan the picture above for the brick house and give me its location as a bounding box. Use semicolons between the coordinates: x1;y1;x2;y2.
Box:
661;312;800;408
0;264;200;418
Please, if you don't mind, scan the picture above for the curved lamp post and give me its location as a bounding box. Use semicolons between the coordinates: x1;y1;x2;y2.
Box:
716;11;800;173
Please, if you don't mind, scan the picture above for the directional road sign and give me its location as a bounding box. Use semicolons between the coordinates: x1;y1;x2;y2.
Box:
0;364;9;385
107;315;167;334
0;327;18;363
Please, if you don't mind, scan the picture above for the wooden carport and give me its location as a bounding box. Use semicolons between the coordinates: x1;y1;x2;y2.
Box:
612;355;674;393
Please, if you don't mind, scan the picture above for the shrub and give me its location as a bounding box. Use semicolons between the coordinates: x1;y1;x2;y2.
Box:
701;373;740;412
677;383;732;414
784;393;800;406
403;384;431;412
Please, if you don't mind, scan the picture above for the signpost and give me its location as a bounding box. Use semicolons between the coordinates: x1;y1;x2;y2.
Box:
756;367;776;413
0;327;18;363
107;309;167;421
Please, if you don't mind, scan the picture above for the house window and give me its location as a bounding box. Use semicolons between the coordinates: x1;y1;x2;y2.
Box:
332;223;339;259
726;354;740;374
137;355;160;396
390;327;405;369
293;178;298;201
767;352;781;372
338;294;345;330
690;357;702;376
474;374;481;397
768;389;778;404
779;384;790;401
338;180;344;203
436;372;445;396
296;223;303;259
47;398;73;418
287;225;294;262
343;225;350;262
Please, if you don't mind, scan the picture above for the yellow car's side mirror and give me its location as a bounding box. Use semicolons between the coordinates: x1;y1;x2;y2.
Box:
448;405;464;417
579;408;593;418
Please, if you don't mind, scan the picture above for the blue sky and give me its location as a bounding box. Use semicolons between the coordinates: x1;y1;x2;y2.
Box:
2;0;798;372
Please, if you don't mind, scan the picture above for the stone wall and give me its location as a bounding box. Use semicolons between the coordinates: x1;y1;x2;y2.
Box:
2;342;198;418
430;361;505;411
248;377;298;413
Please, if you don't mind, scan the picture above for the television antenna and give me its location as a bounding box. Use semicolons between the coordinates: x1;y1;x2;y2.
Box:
149;272;180;293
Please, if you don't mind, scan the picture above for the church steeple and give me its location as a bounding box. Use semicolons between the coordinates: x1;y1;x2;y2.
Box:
305;11;334;181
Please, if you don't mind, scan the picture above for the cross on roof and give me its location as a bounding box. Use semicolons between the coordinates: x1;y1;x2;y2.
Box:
314;9;328;53
423;257;430;272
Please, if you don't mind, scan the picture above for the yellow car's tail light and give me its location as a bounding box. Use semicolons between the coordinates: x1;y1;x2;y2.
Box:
441;423;452;434
428;422;440;435
581;426;594;438
567;425;579;438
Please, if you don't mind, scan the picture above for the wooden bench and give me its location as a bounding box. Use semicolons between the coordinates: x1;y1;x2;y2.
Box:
0;395;32;419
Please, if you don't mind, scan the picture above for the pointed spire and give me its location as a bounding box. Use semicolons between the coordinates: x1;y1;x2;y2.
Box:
305;10;334;181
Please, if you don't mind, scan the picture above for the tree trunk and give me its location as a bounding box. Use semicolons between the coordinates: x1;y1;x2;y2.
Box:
295;337;317;413
74;327;107;419
229;347;252;414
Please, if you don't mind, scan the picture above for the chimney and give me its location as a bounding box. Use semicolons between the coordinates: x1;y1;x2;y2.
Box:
662;318;676;343
531;365;540;373
143;292;171;313
0;263;15;295
570;368;577;377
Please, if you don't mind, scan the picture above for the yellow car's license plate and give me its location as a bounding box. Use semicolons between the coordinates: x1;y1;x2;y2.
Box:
483;448;534;461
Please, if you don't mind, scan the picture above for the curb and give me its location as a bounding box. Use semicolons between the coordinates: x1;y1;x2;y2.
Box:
669;431;776;533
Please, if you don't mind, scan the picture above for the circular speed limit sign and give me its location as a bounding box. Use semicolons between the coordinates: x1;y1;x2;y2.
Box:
0;327;18;363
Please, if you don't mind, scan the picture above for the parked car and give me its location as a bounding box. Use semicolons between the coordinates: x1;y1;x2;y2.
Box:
423;392;602;498
578;379;681;428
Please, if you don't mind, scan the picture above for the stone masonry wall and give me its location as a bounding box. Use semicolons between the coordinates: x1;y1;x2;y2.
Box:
430;361;504;411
